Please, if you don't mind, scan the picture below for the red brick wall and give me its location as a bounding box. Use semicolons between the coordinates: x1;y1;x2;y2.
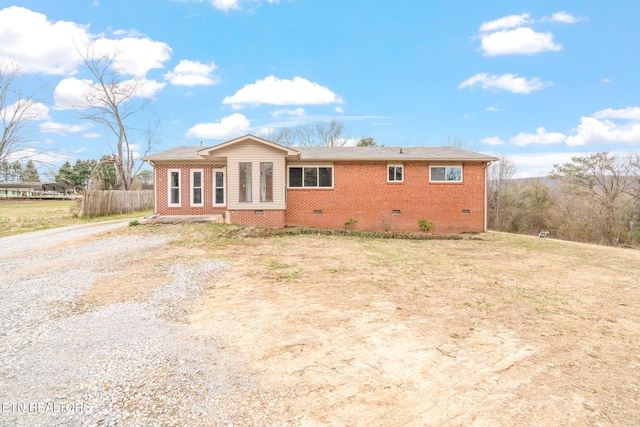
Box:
155;163;227;215
154;161;488;232
229;210;286;227
285;161;488;233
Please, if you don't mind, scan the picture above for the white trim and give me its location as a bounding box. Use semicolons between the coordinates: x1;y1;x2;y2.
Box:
153;163;158;213
484;162;488;232
190;169;204;207
287;164;335;189
387;164;404;183
429;165;463;183
167;169;181;207
212;168;226;207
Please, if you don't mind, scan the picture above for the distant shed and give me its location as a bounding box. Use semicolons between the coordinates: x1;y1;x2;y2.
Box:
0;182;76;199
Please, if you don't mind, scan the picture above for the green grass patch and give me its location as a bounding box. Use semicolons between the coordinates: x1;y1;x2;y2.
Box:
0;199;152;237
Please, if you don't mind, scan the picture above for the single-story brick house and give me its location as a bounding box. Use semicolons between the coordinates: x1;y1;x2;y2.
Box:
142;134;498;233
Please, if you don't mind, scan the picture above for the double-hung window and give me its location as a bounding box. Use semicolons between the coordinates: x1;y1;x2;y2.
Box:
239;162;252;202
388;164;403;182
190;169;203;207
260;162;273;202
288;166;333;188
430;165;462;182
213;168;225;206
168;169;181;207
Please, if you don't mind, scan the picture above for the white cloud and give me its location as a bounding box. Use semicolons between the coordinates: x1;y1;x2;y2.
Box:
480;27;562;56
0;7;171;77
39;121;90;134
601;78;612;84
83;132;101;138
334;138;359;147
486;107;501;111
211;0;241;11
565;117;640;147
269;108;306;117
53;77;165;110
112;29;145;38
546;11;581;24
5;147;71;163
186;113;251;139
593;107;640;120
0;6;90;75
53;78;93;110
255;126;275;137
507;151;590;179
479;13;531;32
335;106;344;114
458;73;550;94
223;76;343;109
91;37;172;77
1;100;50;122
164;60;219;86
480;136;504;146
510;127;566;146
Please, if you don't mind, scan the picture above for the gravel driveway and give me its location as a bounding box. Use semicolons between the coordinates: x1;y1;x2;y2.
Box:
0;222;280;427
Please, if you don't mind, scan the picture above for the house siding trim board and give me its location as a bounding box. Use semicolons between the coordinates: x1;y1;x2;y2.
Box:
143;135;497;232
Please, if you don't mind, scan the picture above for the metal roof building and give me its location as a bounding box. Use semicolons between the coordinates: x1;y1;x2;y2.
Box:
0;182;76;199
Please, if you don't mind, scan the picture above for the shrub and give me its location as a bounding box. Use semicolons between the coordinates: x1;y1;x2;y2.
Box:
129;219;139;227
344;218;358;230
418;219;435;232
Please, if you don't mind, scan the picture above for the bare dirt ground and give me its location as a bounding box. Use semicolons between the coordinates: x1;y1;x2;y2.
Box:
3;223;639;426
181;227;640;426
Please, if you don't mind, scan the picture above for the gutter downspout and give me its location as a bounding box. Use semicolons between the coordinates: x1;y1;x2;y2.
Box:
151;161;157;214
484;162;488;232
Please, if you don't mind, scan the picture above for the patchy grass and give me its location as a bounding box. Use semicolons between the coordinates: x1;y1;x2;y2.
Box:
150;223;638;426
0;199;153;237
79;222;640;425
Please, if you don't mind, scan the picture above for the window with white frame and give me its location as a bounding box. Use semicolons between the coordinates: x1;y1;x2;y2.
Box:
288;166;333;188
213;168;225;206
168;169;181;207
260;162;273;202
239;162;252;202
190;169;203;207
430;165;462;182
388;164;403;182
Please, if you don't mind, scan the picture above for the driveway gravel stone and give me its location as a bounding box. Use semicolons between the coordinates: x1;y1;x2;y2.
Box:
0;223;282;427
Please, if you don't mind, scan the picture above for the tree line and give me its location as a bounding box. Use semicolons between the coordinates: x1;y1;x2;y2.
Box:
54;157;153;192
488;152;640;246
0;159;40;182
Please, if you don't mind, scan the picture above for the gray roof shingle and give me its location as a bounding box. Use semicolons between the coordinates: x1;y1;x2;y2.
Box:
296;146;496;161
142;144;497;162
142;146;208;161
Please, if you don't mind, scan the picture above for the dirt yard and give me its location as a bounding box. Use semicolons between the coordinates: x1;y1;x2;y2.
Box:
123;225;638;426
5;222;639;426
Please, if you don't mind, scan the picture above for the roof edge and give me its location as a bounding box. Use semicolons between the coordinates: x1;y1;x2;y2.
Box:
196;134;299;156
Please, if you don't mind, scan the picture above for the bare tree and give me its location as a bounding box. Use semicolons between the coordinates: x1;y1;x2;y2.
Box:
487;155;520;230
315;119;345;147
550;152;634;244
0;61;45;163
77;49;156;190
266;119;348;147
444;136;479;152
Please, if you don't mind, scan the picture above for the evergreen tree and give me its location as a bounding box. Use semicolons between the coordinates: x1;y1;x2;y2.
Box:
357;137;378;147
10;162;22;182
0;160;10;182
71;159;95;191
55;161;73;185
135;170;153;185
93;156;117;190
20;160;40;182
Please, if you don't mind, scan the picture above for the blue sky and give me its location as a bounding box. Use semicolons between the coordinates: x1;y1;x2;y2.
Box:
2;0;639;177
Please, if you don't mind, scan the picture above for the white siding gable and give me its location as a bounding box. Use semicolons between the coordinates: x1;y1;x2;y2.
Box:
218;140;287;210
